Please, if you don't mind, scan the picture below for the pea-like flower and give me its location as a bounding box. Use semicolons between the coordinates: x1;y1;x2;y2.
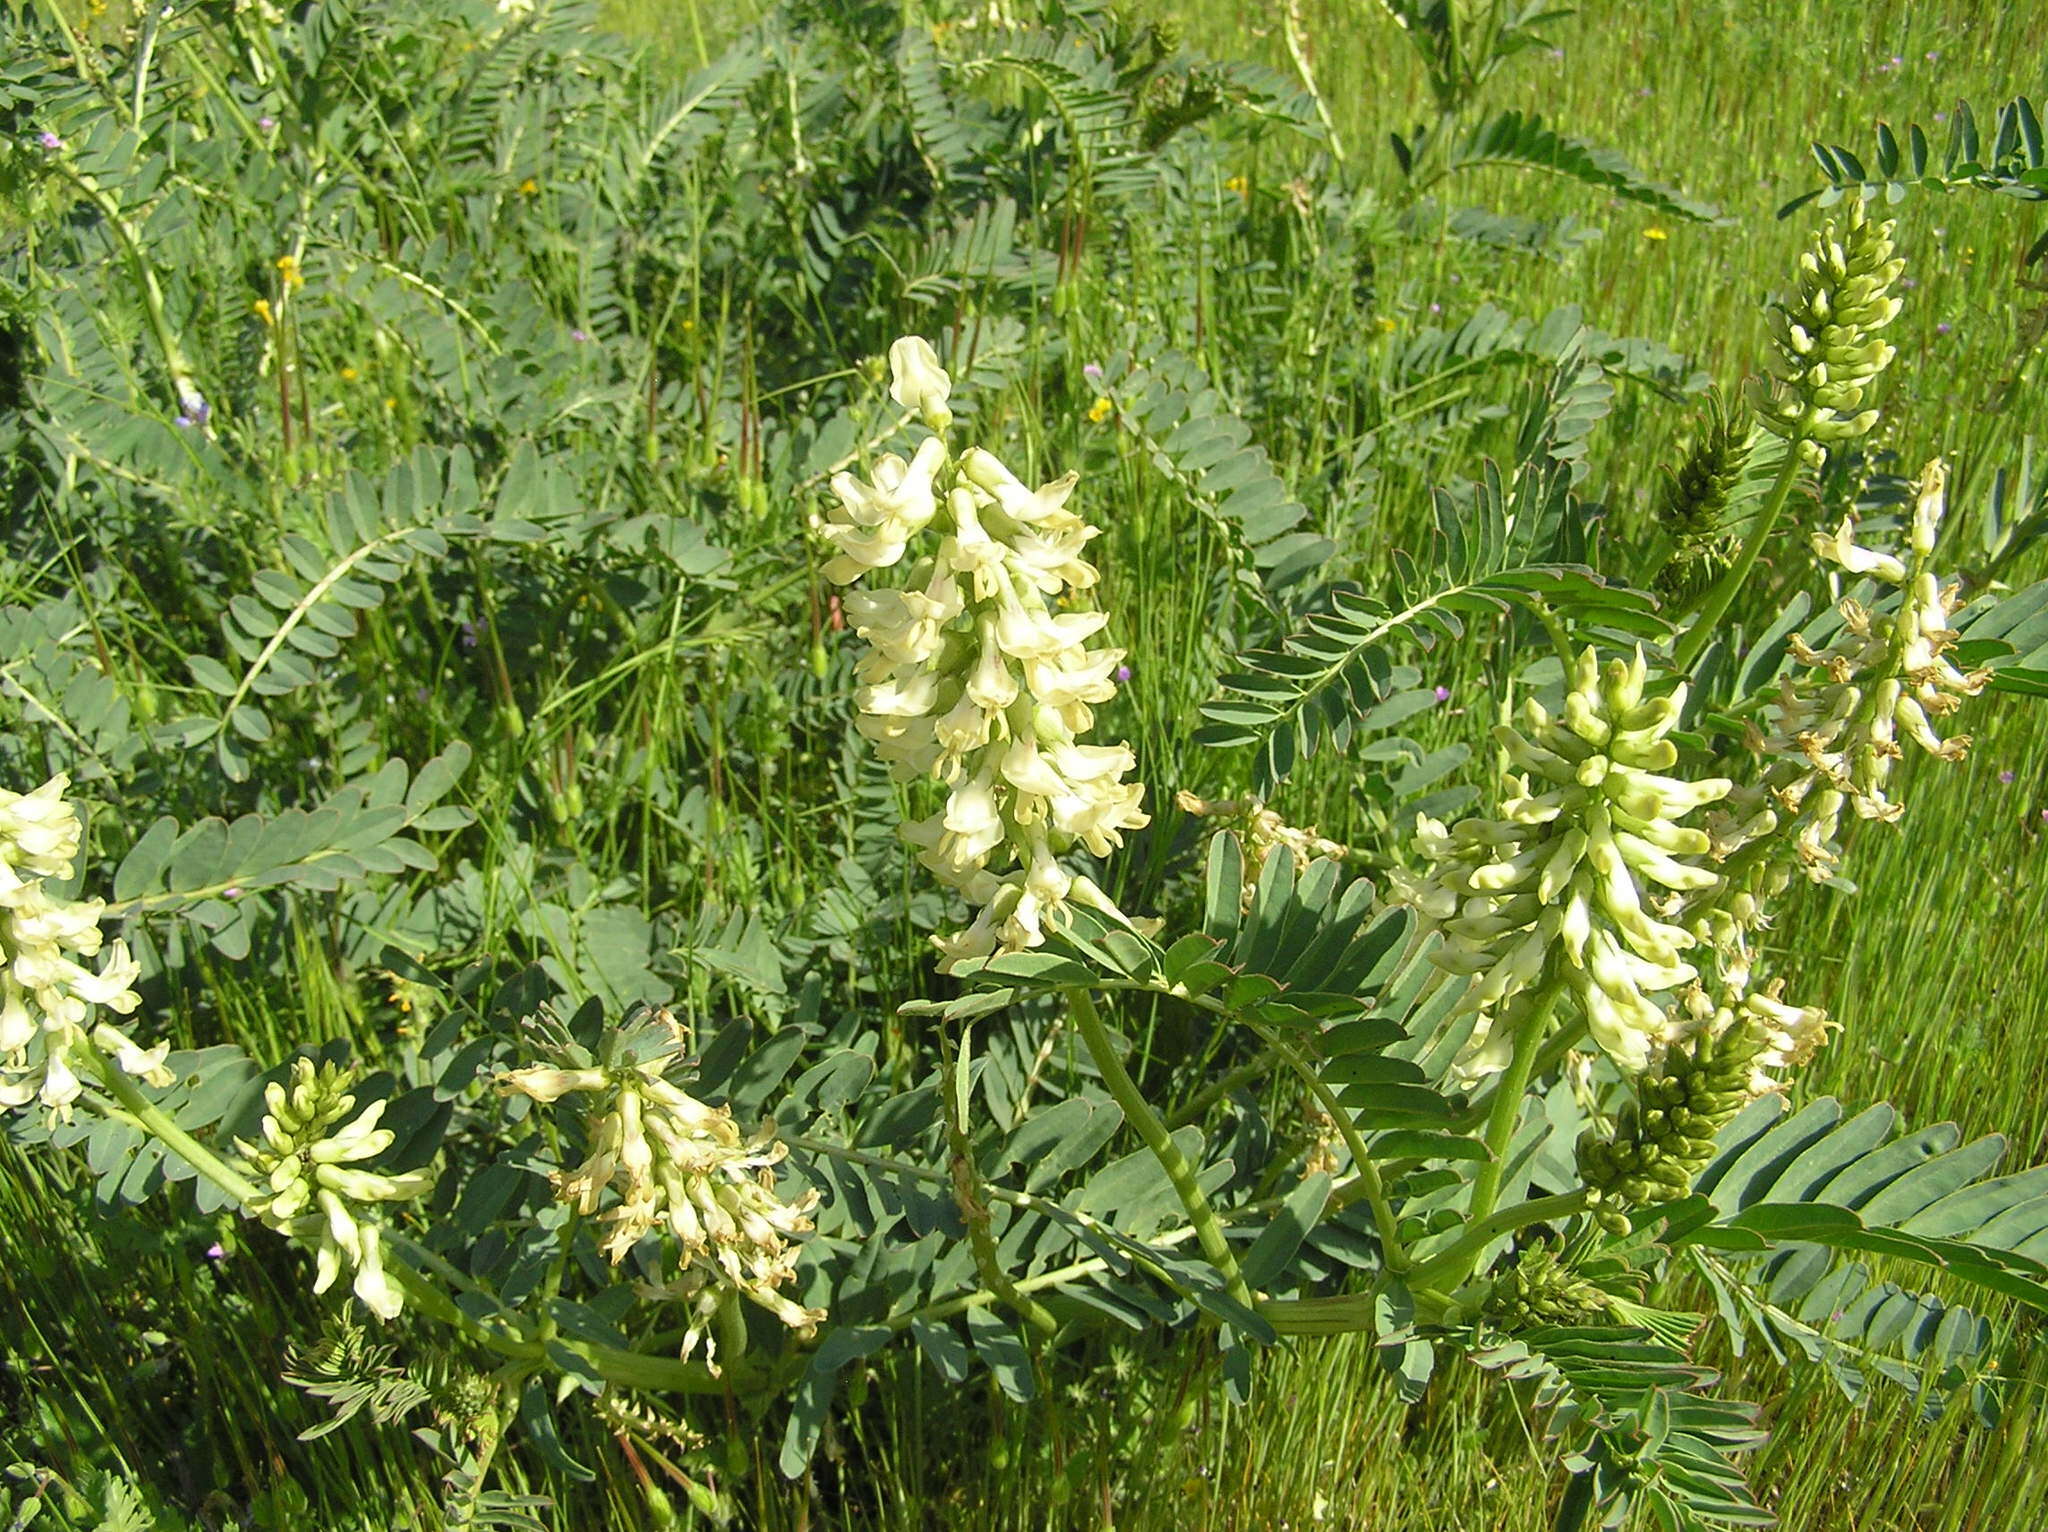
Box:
0;775;155;1120
819;338;1150;970
1393;649;1731;1075
236;1059;434;1321
499;1054;825;1371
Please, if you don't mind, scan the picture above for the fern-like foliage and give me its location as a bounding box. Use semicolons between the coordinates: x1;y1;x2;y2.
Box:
1093;345;1333;598
283;1314;437;1440
1781;95;2048;252
1467;1325;1771;1529
1651;1094;2048;1422
165;447;542;780
1197;455;1664;787
107;744;473;958
1439;109;1723;224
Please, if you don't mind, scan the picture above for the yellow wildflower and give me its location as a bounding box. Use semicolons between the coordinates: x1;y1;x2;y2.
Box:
1375;315;1398;333
252;298;275;327
339;366;358;382
1087;396;1113;424
1223;175;1249;197
1642;227;1669;242
518;177;539;196
276;254;303;289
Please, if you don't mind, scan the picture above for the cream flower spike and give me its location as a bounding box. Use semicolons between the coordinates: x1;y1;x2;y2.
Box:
0;774;156;1120
1395;648;1731;1076
816;337;1149;971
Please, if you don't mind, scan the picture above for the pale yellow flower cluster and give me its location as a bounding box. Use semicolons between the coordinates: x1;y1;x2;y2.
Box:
819;337;1149;969
1393;649;1731;1075
498;1061;824;1369
1677;979;1836;1100
1753;198;1904;466
237;1059;434;1320
0;774;157;1119
1715;460;1986;882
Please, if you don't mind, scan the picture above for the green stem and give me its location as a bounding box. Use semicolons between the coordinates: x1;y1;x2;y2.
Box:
1404;1190;1591;1293
1445;1014;1588;1133
1671;442;1806;676
1166;1042;1280;1127
1248;1023;1408;1272
939;1028;1058;1336
93;1055;258;1208
1463;980;1563;1240
1527;596;1580;675
91;1048;761;1397
1068;987;1253;1311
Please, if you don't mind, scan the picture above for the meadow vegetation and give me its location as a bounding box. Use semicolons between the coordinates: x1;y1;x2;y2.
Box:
3;1;2047;1527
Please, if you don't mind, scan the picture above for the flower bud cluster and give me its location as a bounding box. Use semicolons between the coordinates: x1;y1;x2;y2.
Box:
1173;790;1349;908
1392;649;1731;1076
0;774;157;1120
1481;1242;1615;1329
1652;391;1750;604
1575;1014;1768;1234
236;1059;434;1320
1712;460;1986;884
817;336;1149;970
498;1057;825;1369
1750;198;1904;466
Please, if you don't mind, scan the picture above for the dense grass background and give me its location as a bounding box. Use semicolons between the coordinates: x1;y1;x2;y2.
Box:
5;0;2046;1526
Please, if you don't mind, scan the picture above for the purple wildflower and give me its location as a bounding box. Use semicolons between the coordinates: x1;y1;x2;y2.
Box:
569;327;589;343
1936;322;1951;335
1434;685;1451;703
174;414;195;429
459;620;481;650
1115;663;1132;683
2000;770;2016;785
38;131;62;150
223;886;242;900
1428;302;1442;315
1083;362;1105;382
258;115;276;131
205;1242;226;1261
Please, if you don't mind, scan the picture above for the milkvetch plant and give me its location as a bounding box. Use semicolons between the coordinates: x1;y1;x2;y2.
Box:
6;0;2048;1525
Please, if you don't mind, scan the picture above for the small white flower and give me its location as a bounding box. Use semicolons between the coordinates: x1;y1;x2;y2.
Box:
888;336;953;430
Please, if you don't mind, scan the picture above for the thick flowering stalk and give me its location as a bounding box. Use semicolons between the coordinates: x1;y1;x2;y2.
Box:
1750;197;1904;468
0;774;158;1119
817;336;1149;969
236;1059;434;1320
1709;460;1987;888
1393;649;1730;1076
499;1053;824;1370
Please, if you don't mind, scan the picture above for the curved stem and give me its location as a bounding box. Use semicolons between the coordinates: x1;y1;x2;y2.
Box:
1247;1022;1409;1273
1671;442;1806;676
1404;1190;1591;1294
1068;987;1253;1311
